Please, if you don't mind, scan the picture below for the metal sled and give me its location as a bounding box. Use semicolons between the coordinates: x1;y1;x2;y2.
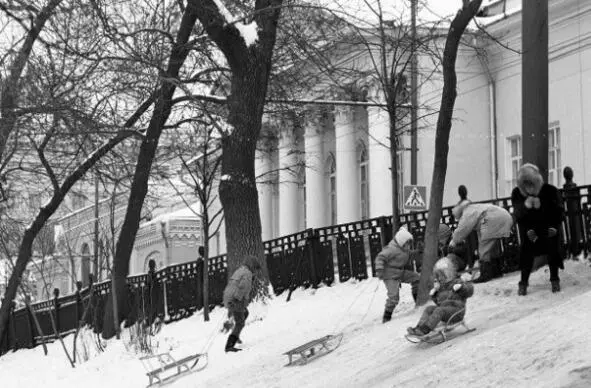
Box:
283;333;344;366
405;309;475;345
140;351;208;387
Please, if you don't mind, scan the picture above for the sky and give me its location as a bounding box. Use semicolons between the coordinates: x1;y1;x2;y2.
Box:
2;257;591;387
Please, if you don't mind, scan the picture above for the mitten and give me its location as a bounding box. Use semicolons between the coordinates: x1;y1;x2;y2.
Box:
460;272;473;282
452;283;462;292
527;229;538;243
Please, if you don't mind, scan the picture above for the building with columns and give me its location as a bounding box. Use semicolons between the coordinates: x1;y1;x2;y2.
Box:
251;0;591;241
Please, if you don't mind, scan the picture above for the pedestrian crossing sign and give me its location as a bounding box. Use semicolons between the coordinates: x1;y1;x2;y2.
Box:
403;185;427;211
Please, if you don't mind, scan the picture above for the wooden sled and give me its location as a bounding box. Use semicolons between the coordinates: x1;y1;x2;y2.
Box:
283;333;344;366
140;351;208;387
405;309;475;345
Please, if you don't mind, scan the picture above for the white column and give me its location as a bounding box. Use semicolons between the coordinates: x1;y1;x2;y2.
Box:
278;127;300;235
368;106;393;217
334;106;360;224
304;111;326;228
255;148;274;241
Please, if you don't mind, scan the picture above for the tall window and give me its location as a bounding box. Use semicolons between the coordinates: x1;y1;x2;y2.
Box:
358;142;370;220
327;153;337;225
508;136;522;190
548;122;561;186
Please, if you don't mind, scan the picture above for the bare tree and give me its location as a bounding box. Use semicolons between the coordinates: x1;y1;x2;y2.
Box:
416;0;483;305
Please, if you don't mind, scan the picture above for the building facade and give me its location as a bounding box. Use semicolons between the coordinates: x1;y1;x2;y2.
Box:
252;0;591;241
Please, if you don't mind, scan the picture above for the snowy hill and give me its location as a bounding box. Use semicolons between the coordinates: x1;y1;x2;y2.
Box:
2;260;591;388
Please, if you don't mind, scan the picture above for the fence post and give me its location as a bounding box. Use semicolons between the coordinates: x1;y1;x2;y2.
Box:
307;230;320;288
53;288;60;334
9;300;16;351
381;216;393;246
148;259;156;325
24;296;36;348
75;281;83;323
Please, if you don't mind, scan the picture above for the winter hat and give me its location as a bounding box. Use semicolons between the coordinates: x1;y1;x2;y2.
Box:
394;227;414;247
452;199;471;220
437;224;452;245
517;163;544;196
433;256;457;282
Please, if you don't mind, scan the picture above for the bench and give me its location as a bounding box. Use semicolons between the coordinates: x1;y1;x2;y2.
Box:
140;352;204;386
283;334;342;366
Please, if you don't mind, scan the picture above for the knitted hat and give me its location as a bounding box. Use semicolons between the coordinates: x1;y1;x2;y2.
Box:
394;227;414;247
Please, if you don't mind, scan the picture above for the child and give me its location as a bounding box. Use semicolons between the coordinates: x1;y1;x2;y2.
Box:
222;255;261;352
407;256;474;337
375;226;421;323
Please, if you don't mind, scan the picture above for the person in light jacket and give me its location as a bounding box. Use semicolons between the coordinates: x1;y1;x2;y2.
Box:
222;255;261;352
450;200;513;283
375;227;421;323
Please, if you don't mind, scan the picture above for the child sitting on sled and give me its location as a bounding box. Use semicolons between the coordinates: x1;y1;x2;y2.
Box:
407;255;474;337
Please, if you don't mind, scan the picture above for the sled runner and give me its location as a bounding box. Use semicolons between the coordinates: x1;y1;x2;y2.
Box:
140;351;208;387
405;309;475;345
283;333;344;366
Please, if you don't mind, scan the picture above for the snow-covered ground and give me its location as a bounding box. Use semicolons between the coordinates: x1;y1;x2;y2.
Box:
3;259;591;388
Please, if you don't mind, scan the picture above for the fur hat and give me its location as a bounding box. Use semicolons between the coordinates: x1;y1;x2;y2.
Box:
394;227;414;247
517;163;544;196
452;199;471;220
433;256;457;282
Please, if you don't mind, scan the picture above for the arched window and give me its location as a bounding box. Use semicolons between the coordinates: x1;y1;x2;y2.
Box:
326;153;337;225
357;142;370;220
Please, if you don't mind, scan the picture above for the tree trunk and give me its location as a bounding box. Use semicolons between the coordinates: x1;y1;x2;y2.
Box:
196;0;283;290
202;213;210;322
389;113;400;232
101;5;199;339
416;0;483;305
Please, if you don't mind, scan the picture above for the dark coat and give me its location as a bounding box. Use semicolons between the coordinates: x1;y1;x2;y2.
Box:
511;183;564;263
431;277;474;310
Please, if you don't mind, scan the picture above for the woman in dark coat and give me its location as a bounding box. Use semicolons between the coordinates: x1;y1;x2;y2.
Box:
511;164;564;295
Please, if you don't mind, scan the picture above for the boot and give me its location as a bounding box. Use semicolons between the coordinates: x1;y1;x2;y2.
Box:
518;281;527;296
551;280;561;293
408;324;431;337
473;261;493;283
492;257;504;279
382;309;393;323
225;334;242;352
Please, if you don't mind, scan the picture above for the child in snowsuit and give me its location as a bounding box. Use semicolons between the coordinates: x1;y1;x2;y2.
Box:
222;255;261;352
375;227;421;323
407;256;474;337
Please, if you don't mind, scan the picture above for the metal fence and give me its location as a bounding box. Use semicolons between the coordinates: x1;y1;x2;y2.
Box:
2;184;590;356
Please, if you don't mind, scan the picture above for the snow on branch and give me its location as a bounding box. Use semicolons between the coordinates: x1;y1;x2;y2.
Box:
212;0;259;46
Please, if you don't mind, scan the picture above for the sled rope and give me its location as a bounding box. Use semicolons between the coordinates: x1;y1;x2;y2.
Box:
330;279;379;334
201;312;228;354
